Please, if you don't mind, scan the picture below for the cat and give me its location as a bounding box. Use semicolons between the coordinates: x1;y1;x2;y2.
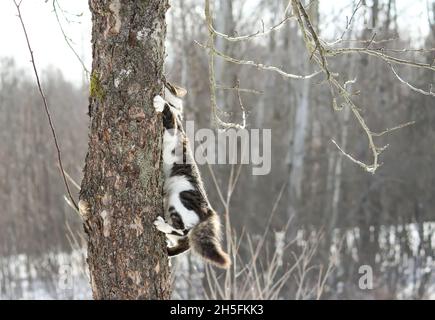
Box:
153;82;231;269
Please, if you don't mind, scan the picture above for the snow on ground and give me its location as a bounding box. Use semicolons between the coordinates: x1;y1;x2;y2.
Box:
1;222;433;299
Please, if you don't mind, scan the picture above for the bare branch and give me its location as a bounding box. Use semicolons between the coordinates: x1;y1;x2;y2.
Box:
202;0;433;173
370;121;416;137
326;37;399;46
294;0;330;79
337;0;363;43
216;84;263;95
197;40;322;80
329;47;435;72
290;0;430;174
52;0;90;76
204;0;248;130
13;0;79;211
209;4;293;42
202;0;323;130
235;80;247;130
331;139;380;173
389;64;435;97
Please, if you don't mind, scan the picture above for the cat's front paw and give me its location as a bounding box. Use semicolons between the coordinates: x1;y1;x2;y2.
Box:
153;216;173;234
153;95;166;113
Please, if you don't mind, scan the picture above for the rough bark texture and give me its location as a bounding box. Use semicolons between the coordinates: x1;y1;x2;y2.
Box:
80;0;171;299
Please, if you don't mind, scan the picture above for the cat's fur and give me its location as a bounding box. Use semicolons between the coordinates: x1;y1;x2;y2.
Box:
153;82;230;269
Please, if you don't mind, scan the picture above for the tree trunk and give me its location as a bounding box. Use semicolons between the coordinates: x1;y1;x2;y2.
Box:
79;0;171;300
329;22;357;231
287;0;317;218
214;0;235;113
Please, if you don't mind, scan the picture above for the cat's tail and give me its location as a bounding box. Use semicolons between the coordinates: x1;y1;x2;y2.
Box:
188;212;231;269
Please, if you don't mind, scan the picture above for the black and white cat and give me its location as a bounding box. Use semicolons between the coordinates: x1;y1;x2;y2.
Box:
153;82;230;269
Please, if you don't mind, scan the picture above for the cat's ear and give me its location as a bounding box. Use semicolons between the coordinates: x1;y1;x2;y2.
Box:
166;82;187;98
172;84;187;98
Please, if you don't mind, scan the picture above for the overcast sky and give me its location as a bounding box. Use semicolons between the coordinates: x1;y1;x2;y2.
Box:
0;1;430;86
1;0;91;86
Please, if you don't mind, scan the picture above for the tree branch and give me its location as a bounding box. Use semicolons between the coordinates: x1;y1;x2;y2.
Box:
13;0;79;210
290;0;425;174
52;0;90;76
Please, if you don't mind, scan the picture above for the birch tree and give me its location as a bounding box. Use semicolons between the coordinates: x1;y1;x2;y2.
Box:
288;0;318;217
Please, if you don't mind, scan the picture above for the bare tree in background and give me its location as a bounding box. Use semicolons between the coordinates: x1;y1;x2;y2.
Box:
79;0;171;299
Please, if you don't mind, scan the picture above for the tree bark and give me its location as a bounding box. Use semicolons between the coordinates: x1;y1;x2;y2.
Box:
80;0;171;299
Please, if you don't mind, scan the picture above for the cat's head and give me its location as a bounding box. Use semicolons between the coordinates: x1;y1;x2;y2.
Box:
164;82;187;112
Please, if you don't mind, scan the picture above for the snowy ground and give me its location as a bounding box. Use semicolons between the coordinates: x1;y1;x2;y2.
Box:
0;249;91;300
1;222;433;299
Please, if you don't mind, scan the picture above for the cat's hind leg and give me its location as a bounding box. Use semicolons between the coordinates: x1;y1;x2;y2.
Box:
167;237;190;256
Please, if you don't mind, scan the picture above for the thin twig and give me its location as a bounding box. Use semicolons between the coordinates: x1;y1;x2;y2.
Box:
326;36;399;46
338;0;363;42
329;47;435;72
216;84;263;95
197;40;322;80
389;64;435;97
52;0;90;76
371;121;416;137
13;0;79;211
59;166;81;190
209;5;294;42
331;139;379;173
235;80;247;130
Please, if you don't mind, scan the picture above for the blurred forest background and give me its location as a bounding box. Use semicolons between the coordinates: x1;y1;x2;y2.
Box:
0;0;434;299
